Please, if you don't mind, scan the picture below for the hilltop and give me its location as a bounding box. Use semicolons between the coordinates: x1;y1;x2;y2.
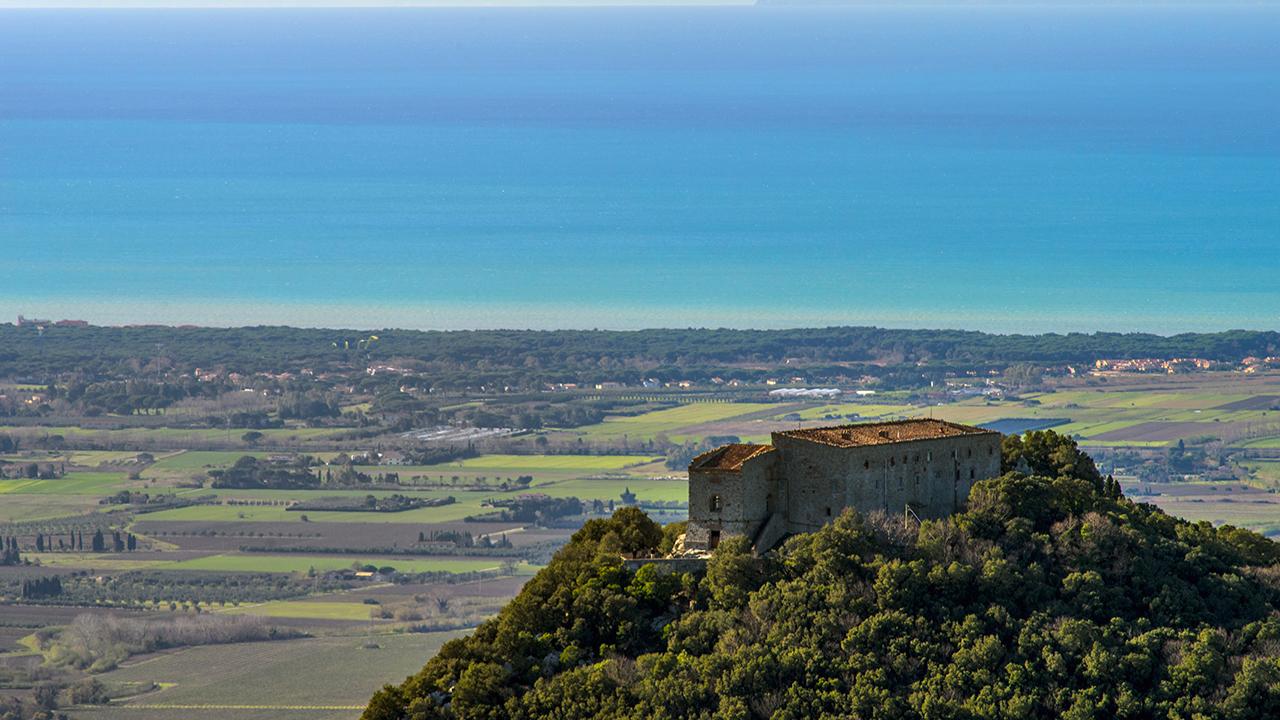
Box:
364;432;1280;719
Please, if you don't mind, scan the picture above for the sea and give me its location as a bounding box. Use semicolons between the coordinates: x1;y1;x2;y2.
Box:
1;5;1277;333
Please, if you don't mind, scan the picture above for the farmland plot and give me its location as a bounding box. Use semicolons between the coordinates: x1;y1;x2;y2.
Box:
71;631;466;720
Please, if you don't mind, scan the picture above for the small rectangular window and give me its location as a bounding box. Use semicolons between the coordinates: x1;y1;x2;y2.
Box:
709;494;722;513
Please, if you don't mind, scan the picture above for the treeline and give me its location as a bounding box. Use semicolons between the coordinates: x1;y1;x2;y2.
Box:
44;613;298;672
1;537;22;565
237;543;550;560
20;577;62;600
286;494;454;513
0;570;354;607
22;529;137;553
467;496;584;525
5;324;1279;381
365;433;1280;720
209;455;318;489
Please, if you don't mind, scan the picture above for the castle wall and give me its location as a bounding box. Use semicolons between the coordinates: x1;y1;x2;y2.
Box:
685;451;778;550
771;432;1001;533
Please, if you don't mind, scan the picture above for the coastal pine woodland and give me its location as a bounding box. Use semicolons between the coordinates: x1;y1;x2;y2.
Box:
365;432;1280;720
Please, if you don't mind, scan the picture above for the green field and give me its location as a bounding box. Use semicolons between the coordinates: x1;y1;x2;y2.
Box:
574;403;773;441
0;472;133;496
783;403;917;421
222;600;381;621
25;552;164;571
144;451;272;473
68;451;150;466
75;632;466;720
156;553;513;575
0;425;346;446
1240;460;1280;489
533;477;688;503
1142;493;1280;534
137;497;489;524
449;454;663;471
145;450;348;473
0;495;108;522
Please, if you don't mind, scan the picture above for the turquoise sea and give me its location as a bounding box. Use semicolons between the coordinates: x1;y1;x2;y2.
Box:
1;6;1277;332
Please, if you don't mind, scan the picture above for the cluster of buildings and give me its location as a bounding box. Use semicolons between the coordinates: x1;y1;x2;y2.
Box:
15;315;88;328
1091;358;1218;374
683;418;1002;553
1242;357;1280;374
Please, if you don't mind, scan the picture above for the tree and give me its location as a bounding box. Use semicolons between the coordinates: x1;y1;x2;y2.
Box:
703;534;760;610
241;430;264;445
1002;429;1102;489
1003;362;1044;387
91;529;105;552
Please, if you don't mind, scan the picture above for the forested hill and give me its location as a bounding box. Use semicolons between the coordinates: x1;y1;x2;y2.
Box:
364;433;1280;720
2;324;1279;378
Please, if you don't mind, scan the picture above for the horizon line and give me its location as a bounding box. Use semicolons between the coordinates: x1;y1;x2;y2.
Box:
5;319;1276;339
2;0;1271;8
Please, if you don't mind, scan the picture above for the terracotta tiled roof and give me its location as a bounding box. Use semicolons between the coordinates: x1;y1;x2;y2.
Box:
689;443;775;472
775;419;996;448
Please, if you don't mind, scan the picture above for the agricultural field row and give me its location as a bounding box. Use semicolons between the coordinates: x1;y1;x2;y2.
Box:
23;550;531;575
0;424;347;446
73;632;468;720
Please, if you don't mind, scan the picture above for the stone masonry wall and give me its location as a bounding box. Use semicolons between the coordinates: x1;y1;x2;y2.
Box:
685;451;778;549
772;432;1001;533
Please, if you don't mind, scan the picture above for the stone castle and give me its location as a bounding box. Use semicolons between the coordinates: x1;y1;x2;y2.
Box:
684;418;1002;553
